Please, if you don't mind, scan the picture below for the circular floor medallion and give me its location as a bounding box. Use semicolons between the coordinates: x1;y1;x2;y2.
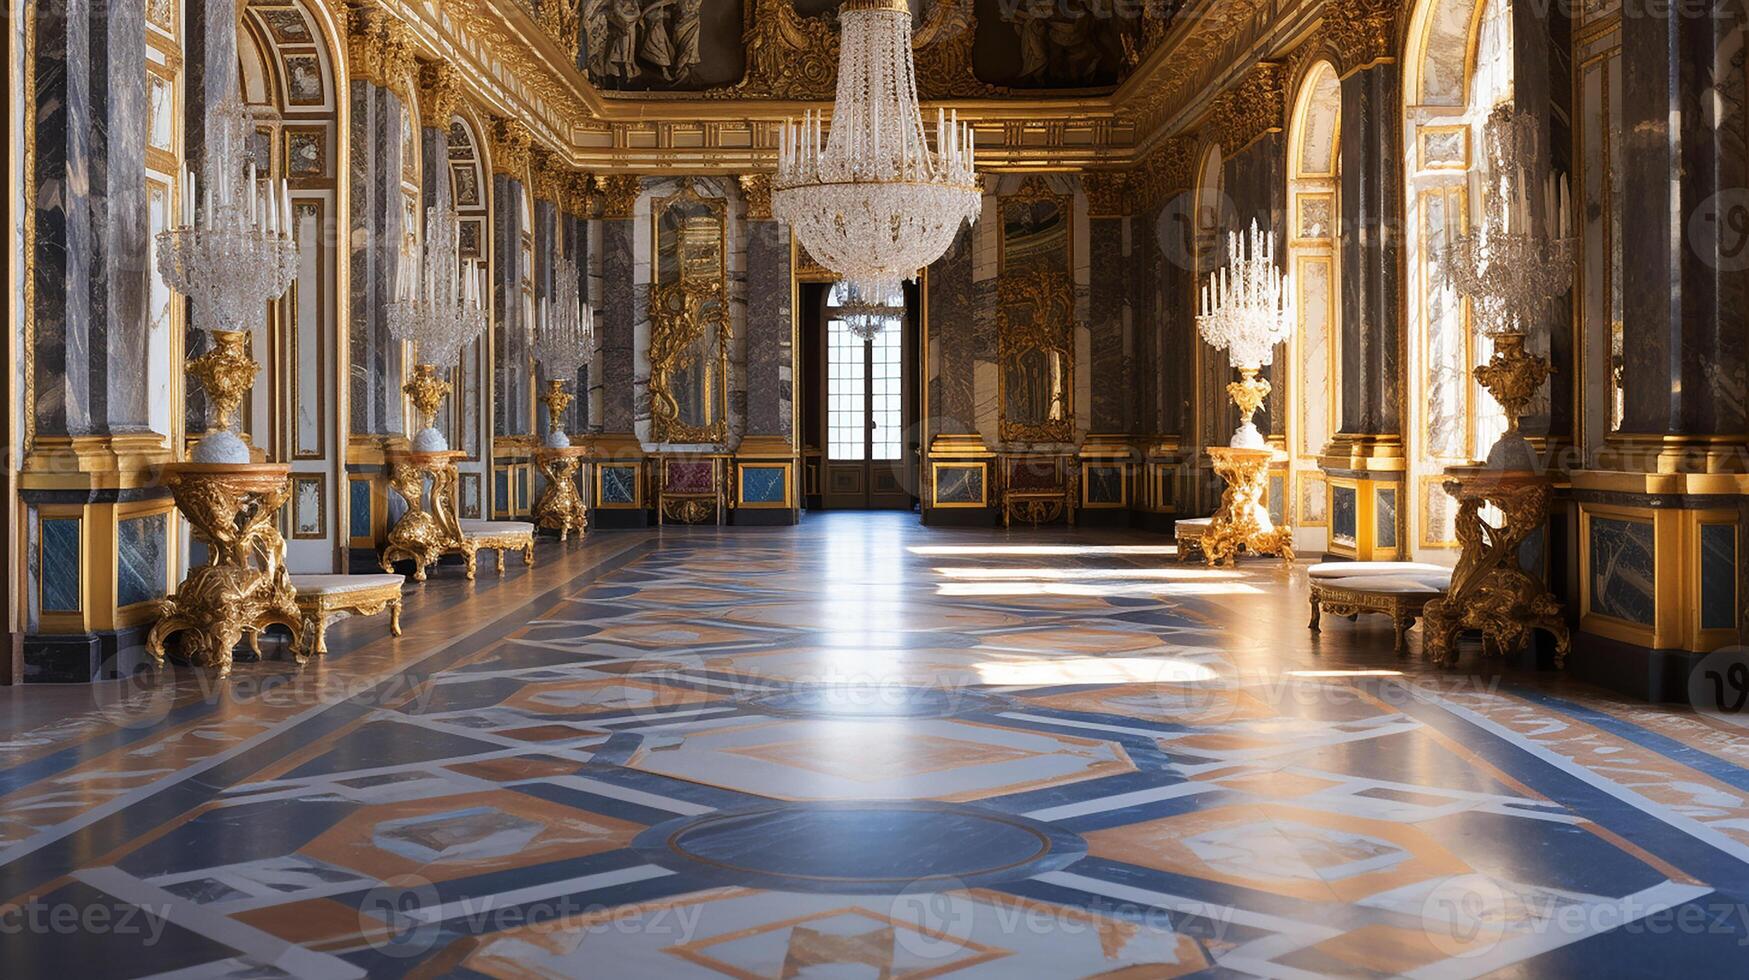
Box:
633;801;1085;894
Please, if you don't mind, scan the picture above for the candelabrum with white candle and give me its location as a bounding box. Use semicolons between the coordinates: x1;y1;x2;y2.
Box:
387;206;489;453
533;257;594;448
155;96;299;463
1196;220;1294;450
1445;104;1575;466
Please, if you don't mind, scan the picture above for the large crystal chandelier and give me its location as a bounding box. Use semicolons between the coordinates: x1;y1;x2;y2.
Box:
388;206;488;452
771;0;981;299
156;96;299;463
1197;220;1293;449
534;257;594;448
1444;104;1574;467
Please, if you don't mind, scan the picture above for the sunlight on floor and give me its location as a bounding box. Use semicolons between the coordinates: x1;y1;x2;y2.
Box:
975;656;1222;686
934;566;1246;581
937;582;1266;597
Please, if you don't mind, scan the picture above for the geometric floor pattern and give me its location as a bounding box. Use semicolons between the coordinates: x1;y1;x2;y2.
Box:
3;513;1749;977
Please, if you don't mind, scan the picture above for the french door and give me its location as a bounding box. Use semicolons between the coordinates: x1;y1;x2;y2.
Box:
823;314;910;508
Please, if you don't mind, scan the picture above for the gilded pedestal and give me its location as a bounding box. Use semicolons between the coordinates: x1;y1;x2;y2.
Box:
147;463;304;675
534;445;591;541
381;450;465;582
1421;468;1571;667
1202;447;1294;566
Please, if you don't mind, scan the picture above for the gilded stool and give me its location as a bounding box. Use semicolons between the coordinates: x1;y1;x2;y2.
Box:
456;519;536;579
288;574;404;660
1174;517;1211;563
1307;562;1453;655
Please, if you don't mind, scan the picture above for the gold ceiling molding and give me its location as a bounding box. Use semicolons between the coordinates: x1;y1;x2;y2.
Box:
347;4;419;100
594;174;642;219
490;117;534;176
1082;172;1131;218
1130;134;1195;212
419;60;464;126
532;0;582;62
1205;61;1286;154
1321;0;1402;74
738;174;773;221
710;0;997;101
1116;0;1281;137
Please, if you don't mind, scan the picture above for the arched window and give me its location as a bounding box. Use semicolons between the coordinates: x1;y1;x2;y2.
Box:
1287;60;1342;548
1403;0;1514;554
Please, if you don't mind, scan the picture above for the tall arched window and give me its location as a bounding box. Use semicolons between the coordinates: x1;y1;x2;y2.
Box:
1287;60;1341;549
1403;0;1513;555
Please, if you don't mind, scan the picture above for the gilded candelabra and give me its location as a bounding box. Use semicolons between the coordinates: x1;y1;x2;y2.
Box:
1425;105;1576;666
532;257;594;539
156;96;298;463
147;464;304;675
387;206;487;452
1196;221;1294;563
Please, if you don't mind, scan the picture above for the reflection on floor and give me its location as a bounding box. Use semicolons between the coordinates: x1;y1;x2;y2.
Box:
4;512;1749;977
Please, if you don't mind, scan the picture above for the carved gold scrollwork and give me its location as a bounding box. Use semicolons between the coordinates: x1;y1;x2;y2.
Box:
594;173;642;219
1131;135;1195;214
534;447;591;540
738;173;773;221
648;277;730;444
1207;61;1286;154
489;118;534;177
1202;447;1294;566
347;5;418;100
1321;0;1400;75
1082;172;1131;218
997;266;1078;445
534;0;583;62
419;61;463;127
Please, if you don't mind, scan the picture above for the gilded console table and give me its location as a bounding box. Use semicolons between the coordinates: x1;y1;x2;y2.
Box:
1422;467;1571;667
1202;446;1294;567
148;463;304;675
533;444;591;541
382;449;466;581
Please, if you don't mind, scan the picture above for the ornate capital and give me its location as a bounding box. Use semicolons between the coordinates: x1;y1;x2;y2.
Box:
738;174;773;221
563;171;597;217
489;118;533;178
594;174;642;220
1208;62;1286;154
1132;136;1195;213
418;61;463;127
1322;0;1401;74
530;149;569;205
347;5;418;100
1082;172;1130;218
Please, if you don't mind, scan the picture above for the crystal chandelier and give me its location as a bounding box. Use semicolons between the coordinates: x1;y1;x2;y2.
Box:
534;257;595;448
1444;104;1575;466
1197;220;1293;449
836;282;903;341
156;95;299;463
387;206;488;452
771;0;981;300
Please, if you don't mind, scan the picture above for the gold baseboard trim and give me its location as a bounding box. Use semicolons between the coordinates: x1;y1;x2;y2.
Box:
22;434;174;490
1318;433;1407;474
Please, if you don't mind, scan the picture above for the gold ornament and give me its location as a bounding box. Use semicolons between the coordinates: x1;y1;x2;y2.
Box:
1473;332;1552;436
347;6;418;100
1227;367;1271;437
1083;172;1131;218
188;329;258;434
1422;471;1571;666
489;118;533;177
419;60;463;126
540;377;574;438
536;0;582;61
648;278;730;445
739;173;773;221
1207;61;1286;153
996;266;1078;445
1321;0;1400;74
594;174;641;219
534;446;591;541
381;451;463;581
147;464;304;675
403;363;452;434
1202;446;1294;566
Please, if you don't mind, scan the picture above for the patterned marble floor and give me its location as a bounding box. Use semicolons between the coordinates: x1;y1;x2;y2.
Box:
4;513;1749;978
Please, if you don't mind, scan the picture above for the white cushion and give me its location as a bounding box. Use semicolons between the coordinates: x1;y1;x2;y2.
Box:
459;520;535;536
290;574;404;595
1315;572;1451;595
1177;517;1213;530
1308;561;1448;581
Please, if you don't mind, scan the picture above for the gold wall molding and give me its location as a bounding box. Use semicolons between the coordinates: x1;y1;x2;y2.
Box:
594;174;642;219
738;174;773;221
347;4;419;100
1117;0;1280;135
1131;135;1195;212
489;117;533;176
1205;61;1286;155
419;60;464;125
1083;172;1131;218
534;0;582;62
562;170;597;216
1321;0;1402;75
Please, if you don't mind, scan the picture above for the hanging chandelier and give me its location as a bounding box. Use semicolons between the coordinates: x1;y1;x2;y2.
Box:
771;0;981;300
836;282;904;341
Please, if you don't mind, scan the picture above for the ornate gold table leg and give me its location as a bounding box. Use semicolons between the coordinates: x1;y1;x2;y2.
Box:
533;448;590;542
1204;447;1294;567
382;450;467;581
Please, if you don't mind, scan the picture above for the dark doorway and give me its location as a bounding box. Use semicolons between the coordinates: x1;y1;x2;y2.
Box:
800;281;921;510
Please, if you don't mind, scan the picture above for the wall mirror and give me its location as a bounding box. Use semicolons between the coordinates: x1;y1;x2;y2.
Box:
650;183;728;443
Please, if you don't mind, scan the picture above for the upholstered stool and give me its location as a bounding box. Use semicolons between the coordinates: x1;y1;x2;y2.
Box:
1174;517;1211;563
1308;565;1454;654
1308;561;1449;581
456;519;536;580
289;574;404;659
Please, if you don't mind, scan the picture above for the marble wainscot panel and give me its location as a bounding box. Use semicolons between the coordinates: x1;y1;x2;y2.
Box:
1589;516;1656;626
599;218;636;435
1700;523;1738;632
744;220;793;438
117;513;168;607
39;517;82;613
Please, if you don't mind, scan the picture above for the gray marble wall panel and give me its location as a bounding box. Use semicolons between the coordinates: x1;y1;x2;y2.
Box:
492;174;530;437
1088;217;1129;432
533;200;560;435
1589;516;1657;626
1339;62;1405;438
348;82;407;436
1619;1;1749;438
117;513;168;607
744;221;793;438
599;219;636;434
32;0;152;437
926;227;975;437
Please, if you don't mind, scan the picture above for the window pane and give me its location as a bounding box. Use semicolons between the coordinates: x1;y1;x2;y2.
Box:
871;322;901;460
827;319;866;461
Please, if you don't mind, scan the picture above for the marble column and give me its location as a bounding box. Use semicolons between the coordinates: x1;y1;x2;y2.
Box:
31;0;154;440
927;226;976;439
1336;62;1403;442
1512;0;1575;445
1087;213;1130;433
1613;0;1749;457
491;170;531;439
348;78;409;439
532;195;561;437
743;220;794;440
597;180;639;437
